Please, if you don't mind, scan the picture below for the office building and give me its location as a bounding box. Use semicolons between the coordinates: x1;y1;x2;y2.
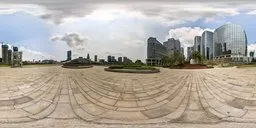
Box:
107;56;112;63
146;37;168;65
13;46;18;52
202;31;213;59
213;23;248;62
8;50;12;65
194;36;201;53
2;44;9;64
163;38;181;55
181;47;184;55
87;53;90;60
118;57;122;63
94;55;98;62
187;47;194;61
67;51;72;61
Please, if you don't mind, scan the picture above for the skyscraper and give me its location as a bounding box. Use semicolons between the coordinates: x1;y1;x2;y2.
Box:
67;51;72;61
187;47;194;61
107;56;112;63
8;50;12;65
147;37;168;65
118;57;122;63
202;31;213;60
2;45;9;64
163;38;181;55
213;23;248;62
87;53;90;60
94;55;98;62
194;36;201;53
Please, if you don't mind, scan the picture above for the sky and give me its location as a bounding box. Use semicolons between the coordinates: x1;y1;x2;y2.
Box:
0;0;256;61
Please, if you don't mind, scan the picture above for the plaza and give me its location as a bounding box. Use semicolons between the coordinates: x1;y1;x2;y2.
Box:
0;66;256;127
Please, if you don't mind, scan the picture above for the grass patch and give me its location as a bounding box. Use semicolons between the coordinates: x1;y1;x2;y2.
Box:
0;64;9;67
108;65;157;70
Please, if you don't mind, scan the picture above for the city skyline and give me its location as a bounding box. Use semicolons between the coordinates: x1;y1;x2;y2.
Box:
0;1;256;61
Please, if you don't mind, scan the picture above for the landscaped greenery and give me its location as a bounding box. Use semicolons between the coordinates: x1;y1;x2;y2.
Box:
108;65;157;70
237;63;256;68
0;64;9;67
162;52;185;67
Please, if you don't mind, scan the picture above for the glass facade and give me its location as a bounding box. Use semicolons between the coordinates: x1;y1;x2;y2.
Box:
213;23;247;58
202;31;213;59
194;36;201;53
147;37;167;59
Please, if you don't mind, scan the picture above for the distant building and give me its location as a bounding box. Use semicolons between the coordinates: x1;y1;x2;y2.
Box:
87;53;90;60
94;55;98;62
2;44;9;64
12;51;22;68
67;51;72;61
146;37;168;66
194;36;201;53
163;38;181;55
8;50;12;65
118;57;122;63
13;46;18;52
181;47;184;55
107;56;112;63
202;31;213;59
99;59;105;64
187;47;194;61
111;56;116;63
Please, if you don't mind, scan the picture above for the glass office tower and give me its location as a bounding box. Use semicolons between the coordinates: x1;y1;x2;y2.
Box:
202;31;213;60
213;23;247;60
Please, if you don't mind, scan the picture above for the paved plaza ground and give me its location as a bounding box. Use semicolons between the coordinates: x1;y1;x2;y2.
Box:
0;66;256;127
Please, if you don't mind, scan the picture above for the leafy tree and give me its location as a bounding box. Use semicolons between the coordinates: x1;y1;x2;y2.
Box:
191;51;203;64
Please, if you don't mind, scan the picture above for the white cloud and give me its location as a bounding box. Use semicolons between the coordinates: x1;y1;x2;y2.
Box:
50;33;89;48
19;47;55;61
123;40;146;48
247;10;256;15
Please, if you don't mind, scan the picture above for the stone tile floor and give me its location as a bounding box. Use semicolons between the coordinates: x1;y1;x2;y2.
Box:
0;66;256;127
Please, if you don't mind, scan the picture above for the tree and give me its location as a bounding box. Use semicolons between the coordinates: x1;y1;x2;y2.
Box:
135;60;143;65
191;51;203;64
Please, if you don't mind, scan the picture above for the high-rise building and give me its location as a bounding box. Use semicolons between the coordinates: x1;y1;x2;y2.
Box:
146;37;168;65
111;56;116;63
194;36;201;53
213;23;248;62
187;47;194;61
107;56;112;63
87;53;90;60
2;45;9;64
118;57;122;63
67;51;72;61
180;47;184;55
94;55;98;62
13;46;18;52
8;50;12;65
12;51;22;67
202;31;213;60
163;38;181;55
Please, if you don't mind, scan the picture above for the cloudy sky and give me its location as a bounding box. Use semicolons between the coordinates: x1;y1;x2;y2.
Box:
0;0;256;61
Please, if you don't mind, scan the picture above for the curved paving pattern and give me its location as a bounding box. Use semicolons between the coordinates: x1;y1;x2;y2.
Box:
0;66;255;124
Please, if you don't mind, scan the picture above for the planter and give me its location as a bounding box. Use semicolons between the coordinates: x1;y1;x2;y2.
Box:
104;68;160;74
62;65;93;69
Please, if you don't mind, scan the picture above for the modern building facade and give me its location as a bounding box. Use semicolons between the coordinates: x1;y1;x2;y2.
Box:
213;23;248;62
2;45;9;64
202;31;214;59
67;51;72;61
94;55;98;62
118;57;122;63
163;38;181;55
194;36;201;53
8;50;12;65
187;47;194;61
146;37;168;65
